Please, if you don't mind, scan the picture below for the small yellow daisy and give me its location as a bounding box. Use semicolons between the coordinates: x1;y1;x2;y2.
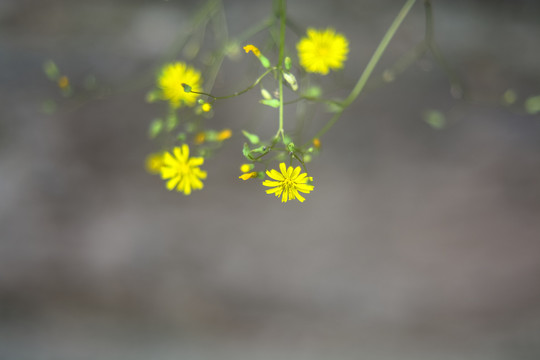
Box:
297;28;349;75
160;144;207;195
158;62;202;108
262;163;314;203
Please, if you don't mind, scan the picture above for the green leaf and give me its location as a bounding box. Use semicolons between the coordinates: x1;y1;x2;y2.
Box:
149;119;163;139
423;110;446;130
241;130;260;144
525;95;540;114
165;113;178;132
260;99;280;108
242;143;255;160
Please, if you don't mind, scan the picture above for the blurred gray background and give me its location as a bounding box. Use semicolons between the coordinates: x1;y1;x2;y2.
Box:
2;0;540;359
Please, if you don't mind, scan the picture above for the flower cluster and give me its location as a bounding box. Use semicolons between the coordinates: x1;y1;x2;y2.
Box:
144;4;353;204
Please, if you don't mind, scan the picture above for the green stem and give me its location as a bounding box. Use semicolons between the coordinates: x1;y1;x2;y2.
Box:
342;0;417;107
275;0;287;142
311;0;417;142
188;67;276;100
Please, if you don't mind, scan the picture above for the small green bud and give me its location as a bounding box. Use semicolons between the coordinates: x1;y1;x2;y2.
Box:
283;72;298;91
260;99;280;108
287;142;296;153
258;55;271;69
284;56;292;71
182;83;192;93
260;88;273;100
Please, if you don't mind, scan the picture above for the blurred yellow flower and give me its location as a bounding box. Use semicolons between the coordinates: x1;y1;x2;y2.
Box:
217;129;232;141
263;163;314;203
297;28;349;75
313;138;321;149
194;132;206;145
240;163;253;173
58;76;69;89
158;62;202;108
145;152;163;174
243;44;261;57
201;103;212;112
160;144;207;195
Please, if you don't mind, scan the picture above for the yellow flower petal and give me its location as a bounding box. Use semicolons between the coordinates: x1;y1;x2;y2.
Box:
266;169;284;181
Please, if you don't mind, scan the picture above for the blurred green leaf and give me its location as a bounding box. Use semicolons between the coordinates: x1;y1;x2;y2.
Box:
41;99;57;114
165;113;177;132
423;109;446;130
241;130;260;144
83;75;97;91
502;89;517;105
148;119;163;139
43;60;59;81
242;143;254;160
525;95;540;114
303;86;322;98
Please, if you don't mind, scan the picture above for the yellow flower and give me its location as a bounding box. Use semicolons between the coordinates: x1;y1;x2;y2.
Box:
240;163;253;173
160;144;207;195
145;152;164;174
217;129;232;141
58;76;69;89
313;138;321;149
194;132;206;145
201;103;212;112
263;163;314;203
243;44;261;57
239;171;258;180
297;28;349;75
158;62;202;108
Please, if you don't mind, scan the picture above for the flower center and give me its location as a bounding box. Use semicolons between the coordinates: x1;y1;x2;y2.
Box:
316;43;330;57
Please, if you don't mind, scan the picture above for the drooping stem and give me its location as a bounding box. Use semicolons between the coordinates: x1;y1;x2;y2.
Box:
342;0;417;108
310;0;417;142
